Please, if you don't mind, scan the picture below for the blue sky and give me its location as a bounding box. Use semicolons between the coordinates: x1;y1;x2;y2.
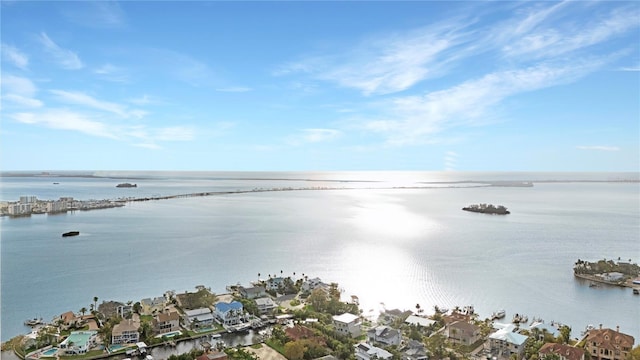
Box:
1;1;639;171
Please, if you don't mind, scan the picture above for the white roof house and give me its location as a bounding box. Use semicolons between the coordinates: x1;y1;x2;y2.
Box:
333;313;361;338
488;324;529;357
184;308;214;325
354;343;393;360
405;314;436;328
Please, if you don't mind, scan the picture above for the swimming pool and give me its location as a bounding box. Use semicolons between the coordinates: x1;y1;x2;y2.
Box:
155;330;182;338
41;348;58;357
108;344;130;352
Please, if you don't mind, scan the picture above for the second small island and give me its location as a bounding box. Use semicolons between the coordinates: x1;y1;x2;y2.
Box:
462;203;510;215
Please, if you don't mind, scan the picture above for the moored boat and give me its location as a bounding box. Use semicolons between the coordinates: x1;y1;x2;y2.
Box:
492;309;506;319
24;317;43;326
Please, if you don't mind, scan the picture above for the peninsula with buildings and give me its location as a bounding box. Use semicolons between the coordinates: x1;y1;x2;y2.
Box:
574;258;640;290
2;273;638;360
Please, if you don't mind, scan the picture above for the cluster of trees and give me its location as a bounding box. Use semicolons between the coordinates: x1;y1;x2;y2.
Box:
521;326;573;360
573;258;639;276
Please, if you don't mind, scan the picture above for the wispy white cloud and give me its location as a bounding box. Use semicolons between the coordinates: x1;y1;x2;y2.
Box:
62;1;125;28
9;108;197;147
276;20;472;96
286;128;342;146
49;89;145;119
1;74;42;108
501;5;640;60
1;74;38;97
3;94;43;108
144;49;213;87
215;86;252;93
38;32;83;70
444;151;459;171
618;65;640;72
1;43;29;70
94;63;130;83
301;128;341;143
133;143;162;150
362;60;606;146
154;126;195;141
576;145;621;151
128;95;156;106
11;110;118;139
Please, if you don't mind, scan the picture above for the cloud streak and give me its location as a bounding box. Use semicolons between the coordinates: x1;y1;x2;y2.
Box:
362;60;605;146
576;145;621;151
286;128;342;146
1;74;42;108
38;32;83;70
49;90;146;119
1;43;29;70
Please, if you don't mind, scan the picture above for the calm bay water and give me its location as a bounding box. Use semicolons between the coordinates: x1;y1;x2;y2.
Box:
1;172;639;342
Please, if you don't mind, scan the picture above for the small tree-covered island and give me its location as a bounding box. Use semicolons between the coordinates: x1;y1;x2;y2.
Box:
3;272;639;360
462;204;510;215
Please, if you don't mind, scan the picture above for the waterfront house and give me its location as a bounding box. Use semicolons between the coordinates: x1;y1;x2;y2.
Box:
141;297;167;315
214;301;245;326
529;321;560;339
153;310;181;334
266;277;285;291
301;277;327;293
255;297;277;314
111;318;141;344
333;313;362;338
354;342;393;360
239;286;267;299
367;325;402;346
443;312;472;325
585;326;635;360
401;339;429;360
405;314;437;328
539;343;585;360
185;308;215;328
446;321;481;345
58;311;78;329
378;309;413;326
59;330;98;355
487;323;529;358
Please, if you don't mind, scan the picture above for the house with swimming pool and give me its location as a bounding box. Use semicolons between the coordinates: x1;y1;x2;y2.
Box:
112;317;141;344
59;330;98;355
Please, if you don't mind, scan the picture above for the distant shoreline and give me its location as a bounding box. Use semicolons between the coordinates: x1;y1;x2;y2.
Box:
1;171;638;184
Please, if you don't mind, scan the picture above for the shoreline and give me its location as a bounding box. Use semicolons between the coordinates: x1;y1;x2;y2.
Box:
573;273;637;289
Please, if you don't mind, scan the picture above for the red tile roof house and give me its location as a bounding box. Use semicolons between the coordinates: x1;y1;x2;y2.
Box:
585;326;635;360
538;343;585;360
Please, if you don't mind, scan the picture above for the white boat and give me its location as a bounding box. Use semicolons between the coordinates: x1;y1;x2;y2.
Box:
492;310;506;319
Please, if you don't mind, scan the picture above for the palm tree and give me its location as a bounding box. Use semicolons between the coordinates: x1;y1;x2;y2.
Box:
80;307;87;317
93;296;98;309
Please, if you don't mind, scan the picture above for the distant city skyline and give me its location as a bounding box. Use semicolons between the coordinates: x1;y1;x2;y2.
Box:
1;1;638;171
